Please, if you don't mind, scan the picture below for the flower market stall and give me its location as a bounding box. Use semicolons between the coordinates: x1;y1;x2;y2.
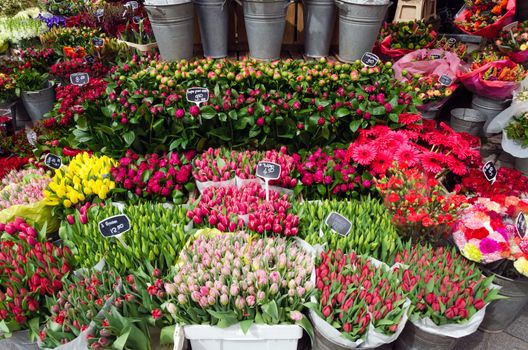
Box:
2;1;528;350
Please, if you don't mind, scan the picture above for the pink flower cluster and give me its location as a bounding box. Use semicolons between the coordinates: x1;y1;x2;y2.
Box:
0;168;51;210
193;148;236;182
0;217;38;246
111;150;195;203
187;182;299;236
165;233;314;325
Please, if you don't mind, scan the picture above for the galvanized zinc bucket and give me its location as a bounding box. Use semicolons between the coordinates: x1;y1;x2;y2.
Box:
242;0;293;60
394;322;458;350
313;323;393;350
194;0;230;58
515;157;528;175
145;0;194;61
471;94;511;136
479;274;528;333
450;108;486;136
303;0;336;58
20;81;55;122
335;0;390;62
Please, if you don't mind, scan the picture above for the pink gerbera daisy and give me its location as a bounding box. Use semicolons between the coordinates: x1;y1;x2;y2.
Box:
371;151;393;175
395;145;420;167
420;152;444;173
351;143;377;165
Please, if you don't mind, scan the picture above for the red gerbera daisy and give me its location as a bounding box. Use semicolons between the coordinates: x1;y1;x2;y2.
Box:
351;143;377;165
420;152;444;173
395;145;420;167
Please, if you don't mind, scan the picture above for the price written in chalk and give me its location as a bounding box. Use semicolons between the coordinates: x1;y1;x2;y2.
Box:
186;87;209;105
45;154;62;169
124;1;139;10
439;75;453;86
256;161;281;180
325;212;352;237
517;213;527;239
92;37;104;47
70;72;90;86
483;161;498;184
98;214;131;237
361;52;380;67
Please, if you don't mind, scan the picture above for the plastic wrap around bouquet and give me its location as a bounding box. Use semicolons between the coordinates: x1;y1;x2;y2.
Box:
452;196;528;277
486;101;528;158
376;30;437;61
454;0;516;38
457;60;521;100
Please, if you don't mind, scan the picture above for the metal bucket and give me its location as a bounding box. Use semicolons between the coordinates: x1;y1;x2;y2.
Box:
313;323;393;350
421;107;439;120
303;0;336;58
243;0;292;60
515;157;528;176
450;108;486;136
479;274;528;333
471;94;511;136
194;0;229;58
145;0;194;61
335;0;390;62
20;81;55;123
394;322;458;350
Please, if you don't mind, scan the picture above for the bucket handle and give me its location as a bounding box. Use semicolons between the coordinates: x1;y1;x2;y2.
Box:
335;0;348;12
145;6;165;16
285;0;295;8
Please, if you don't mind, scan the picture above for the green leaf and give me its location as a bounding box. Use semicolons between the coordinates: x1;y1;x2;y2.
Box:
112;326;131;350
123;131;135;146
200;106;217;120
336;107;350;118
349;120;362;133
372;106;386;115
262;300;279;323
239;319;253;334
298;316;314;345
208;127;231;141
160;325;175;345
153;119;164;133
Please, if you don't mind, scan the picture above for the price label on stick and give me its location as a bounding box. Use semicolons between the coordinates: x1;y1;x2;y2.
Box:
133;16;142;24
186;87;209;125
483;161;498;184
517;213;527;239
430;54;441;60
44;154;62;170
447;38;457;46
256;161;281;202
98;214;131;248
325;212;352;237
70;72;90;86
84;55;95;64
439;75;453;86
92;37;104;47
503;21;519;32
95;8;104;19
26;129;37;146
124;1;139;10
361;52;380;68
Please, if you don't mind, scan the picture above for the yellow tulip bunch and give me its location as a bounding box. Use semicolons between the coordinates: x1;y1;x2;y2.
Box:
44;153;116;208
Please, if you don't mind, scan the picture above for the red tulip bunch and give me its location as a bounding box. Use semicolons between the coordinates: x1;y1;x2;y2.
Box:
395;245;500;325
313;250;408;341
111;150;195;204
0;217;39;246
188;182;299;236
0;231;72;334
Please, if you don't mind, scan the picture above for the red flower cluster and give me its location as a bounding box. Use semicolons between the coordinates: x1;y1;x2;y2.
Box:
460;167;528;198
315;250;407;340
0;217;38;246
50;57;108;82
111;150;195;203
0;228;71;331
188;182;299;236
395;245;499;325
0;156;29;180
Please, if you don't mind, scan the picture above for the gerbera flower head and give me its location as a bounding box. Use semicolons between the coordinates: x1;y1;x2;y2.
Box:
350;143;377;166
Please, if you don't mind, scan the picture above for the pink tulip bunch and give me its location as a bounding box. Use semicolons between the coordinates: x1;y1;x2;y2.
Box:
0;168;51;210
0;217;39;246
111;150;195;203
193;148;236;182
188;182;299;236
164;233;314;327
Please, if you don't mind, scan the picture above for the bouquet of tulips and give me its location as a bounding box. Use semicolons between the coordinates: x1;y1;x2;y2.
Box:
192;148;236;191
111;150;196;204
453;196;528;278
163;232;314;335
0;168;51;210
308;250;409;347
395;244;500;332
44;152;116;210
296;197;401;264
377;166;467;245
60;201;191;272
0;222;72;337
187;182;299;236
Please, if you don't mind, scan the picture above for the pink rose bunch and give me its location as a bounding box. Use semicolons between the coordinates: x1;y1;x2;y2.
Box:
192;148;236;182
0;217;39;246
452;195;528;277
0;168;51;210
165;233;314;328
312;250;408;340
111;150;195;204
188;182;299;236
0;234;72;334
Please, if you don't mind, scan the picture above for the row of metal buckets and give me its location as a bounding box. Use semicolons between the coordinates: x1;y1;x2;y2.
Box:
144;0;391;61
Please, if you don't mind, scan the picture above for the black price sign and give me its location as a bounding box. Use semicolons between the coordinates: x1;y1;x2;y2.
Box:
325;212;352;237
95;8;104;18
133;16;143;24
186;87;209;105
430;54;441;60
84;55;95;64
439;75;453;86
517;213;527;239
26;129;37;146
45;154;62;170
483;161;498;184
361;52;380;68
98;214;131;237
447;38;456;45
124;1;139;10
256;161;281;180
70;72;90;86
92;37;104;47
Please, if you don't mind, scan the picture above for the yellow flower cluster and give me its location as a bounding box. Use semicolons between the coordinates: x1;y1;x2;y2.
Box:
462;243;482;263
44;153;116;208
514;257;528;277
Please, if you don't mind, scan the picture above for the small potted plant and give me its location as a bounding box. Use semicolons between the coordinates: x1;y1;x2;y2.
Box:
118;17;158;55
163;232;314;350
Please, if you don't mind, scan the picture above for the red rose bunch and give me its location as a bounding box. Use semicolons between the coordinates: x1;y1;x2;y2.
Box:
460;167;528;198
313;250;408;342
395;245;500;325
111;150;195;204
0;229;72;334
188;182;299;236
